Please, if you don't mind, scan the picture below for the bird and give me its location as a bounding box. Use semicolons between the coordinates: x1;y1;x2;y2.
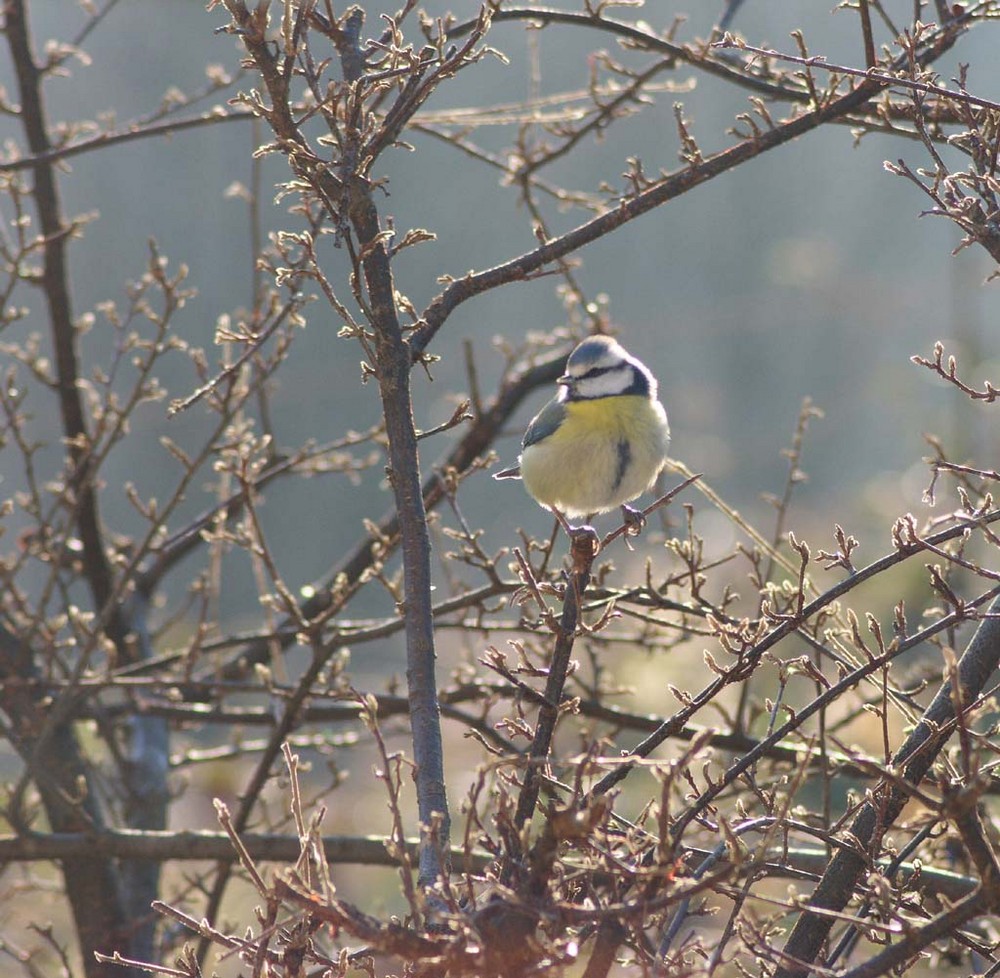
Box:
494;335;670;532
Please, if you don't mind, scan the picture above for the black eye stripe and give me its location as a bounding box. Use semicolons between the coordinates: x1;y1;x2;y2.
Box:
583;365;614;378
573;363;620;380
564;362;652;400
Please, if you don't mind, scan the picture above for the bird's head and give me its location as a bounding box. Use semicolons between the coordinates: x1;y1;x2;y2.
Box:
557;335;655;401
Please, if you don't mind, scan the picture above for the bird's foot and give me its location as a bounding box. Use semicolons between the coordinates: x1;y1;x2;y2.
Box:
567;523;601;565
553;508;600;557
568;522;599;542
621;504;647;536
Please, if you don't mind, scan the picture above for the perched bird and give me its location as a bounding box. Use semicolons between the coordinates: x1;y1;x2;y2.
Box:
494;336;670;529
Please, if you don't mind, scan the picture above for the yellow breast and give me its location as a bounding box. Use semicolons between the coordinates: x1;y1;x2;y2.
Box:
519;396;669;518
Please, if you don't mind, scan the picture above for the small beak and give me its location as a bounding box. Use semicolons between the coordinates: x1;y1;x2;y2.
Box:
557;374;571;386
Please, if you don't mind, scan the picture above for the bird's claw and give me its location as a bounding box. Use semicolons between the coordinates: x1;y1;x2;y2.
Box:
568;523;601;563
621;504;646;535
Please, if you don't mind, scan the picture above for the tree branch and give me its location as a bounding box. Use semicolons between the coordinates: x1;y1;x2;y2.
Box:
775;594;1000;977
411;11;968;360
6;0;130;664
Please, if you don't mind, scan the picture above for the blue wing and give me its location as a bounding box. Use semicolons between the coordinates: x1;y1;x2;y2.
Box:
522;397;566;449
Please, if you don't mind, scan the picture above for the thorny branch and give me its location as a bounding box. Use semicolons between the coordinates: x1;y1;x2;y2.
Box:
6;2;1000;977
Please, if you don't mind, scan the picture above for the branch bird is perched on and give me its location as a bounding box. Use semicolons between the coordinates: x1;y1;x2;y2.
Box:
494;336;670;533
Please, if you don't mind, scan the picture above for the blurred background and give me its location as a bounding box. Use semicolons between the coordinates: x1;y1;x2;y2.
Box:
1;0;999;959
3;0;998;818
2;2;991;593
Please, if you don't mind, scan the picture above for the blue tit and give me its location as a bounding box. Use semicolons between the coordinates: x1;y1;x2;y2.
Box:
494;336;670;525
